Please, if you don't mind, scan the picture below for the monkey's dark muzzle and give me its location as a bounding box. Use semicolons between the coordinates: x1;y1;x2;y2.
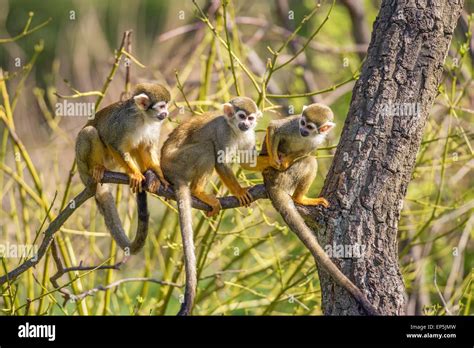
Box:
157;112;168;120
300;129;310;137
238;123;250;131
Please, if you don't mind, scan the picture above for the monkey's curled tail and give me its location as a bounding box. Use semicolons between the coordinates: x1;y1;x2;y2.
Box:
174;183;197;316
95;184;149;255
266;187;379;316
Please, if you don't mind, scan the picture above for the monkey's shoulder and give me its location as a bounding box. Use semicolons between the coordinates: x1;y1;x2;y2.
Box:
86;100;127;127
271;115;300;133
165;113;223;148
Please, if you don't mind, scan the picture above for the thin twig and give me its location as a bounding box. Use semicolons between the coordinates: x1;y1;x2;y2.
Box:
434;266;452;315
193;0;262;94
0;13;52;44
70;277;182;302
222;0;240;95
267;75;358;99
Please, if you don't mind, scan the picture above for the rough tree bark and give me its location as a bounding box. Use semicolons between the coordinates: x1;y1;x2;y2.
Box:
312;0;464;315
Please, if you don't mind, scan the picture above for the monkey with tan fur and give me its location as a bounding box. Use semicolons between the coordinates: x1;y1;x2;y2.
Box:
243;103;379;315
75;83;170;254
161;96;261;315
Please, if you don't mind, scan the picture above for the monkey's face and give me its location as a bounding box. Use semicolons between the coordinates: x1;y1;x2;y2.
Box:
150;100;169;120
133;83;171;121
299;116;335;138
234;108;259;131
300;103;335;138
134;94;169;121
223;98;261;133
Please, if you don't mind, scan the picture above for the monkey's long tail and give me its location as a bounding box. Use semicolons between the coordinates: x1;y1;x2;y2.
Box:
95;184;149;255
174;183;197;316
266;187;379;316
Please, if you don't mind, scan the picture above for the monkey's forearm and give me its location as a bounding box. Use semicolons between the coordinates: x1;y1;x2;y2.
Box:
215;164;245;194
240;156;273;172
265;127;279;165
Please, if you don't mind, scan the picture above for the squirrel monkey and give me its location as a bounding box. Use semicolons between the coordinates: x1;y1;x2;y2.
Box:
243;104;379;315
161;97;261;315
75;83;170;254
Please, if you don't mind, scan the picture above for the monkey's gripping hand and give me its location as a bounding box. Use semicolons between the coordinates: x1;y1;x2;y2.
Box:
278;155;292;171
234;187;253;207
129;171;146;193
268;153;282;170
277;153;307;171
215;164;254;208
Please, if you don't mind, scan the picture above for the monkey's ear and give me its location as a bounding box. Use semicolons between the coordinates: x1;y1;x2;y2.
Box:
134;93;151;110
256;110;263;118
319;121;335;133
302;105;308;111
223;103;234;118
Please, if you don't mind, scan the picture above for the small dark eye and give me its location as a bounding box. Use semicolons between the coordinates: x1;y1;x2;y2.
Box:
239;114;246;120
248;116;255;121
306;124;315;131
300;119;306;126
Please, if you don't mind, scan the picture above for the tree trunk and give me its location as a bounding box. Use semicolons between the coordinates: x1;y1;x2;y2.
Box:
314;0;464;315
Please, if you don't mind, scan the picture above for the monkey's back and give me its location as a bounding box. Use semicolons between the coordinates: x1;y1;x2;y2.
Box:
85;101;125;128
260;116;300;156
161;113;228;185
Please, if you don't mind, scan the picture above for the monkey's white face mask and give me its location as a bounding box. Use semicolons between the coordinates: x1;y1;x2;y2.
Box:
134;93;169;121
224;103;262;133
299;116;335;146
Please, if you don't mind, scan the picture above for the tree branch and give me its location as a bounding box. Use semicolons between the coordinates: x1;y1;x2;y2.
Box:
0;170;321;287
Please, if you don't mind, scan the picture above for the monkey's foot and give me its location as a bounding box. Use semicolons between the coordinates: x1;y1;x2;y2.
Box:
206;201;222;217
92;165;106;183
147;177;161;193
158;175;170;190
235;188;253;207
193;191;222;217
149;166;170;190
129;172;146;193
294;196;329;208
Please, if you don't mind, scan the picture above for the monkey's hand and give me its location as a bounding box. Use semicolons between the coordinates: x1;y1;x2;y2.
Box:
129;171;146;193
235;187;253;207
269;157;282;170
278;156;293;171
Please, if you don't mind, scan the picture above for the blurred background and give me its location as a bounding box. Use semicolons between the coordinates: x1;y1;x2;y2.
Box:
0;0;472;315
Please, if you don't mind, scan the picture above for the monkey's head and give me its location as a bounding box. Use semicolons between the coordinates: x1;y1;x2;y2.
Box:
299;103;335;138
133;83;171;121
223;97;262;132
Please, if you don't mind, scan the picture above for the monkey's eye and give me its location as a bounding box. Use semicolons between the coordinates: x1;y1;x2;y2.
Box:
306;124;315;131
248;116;255;121
239;113;246;120
154;102;167;109
300;119;306;126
